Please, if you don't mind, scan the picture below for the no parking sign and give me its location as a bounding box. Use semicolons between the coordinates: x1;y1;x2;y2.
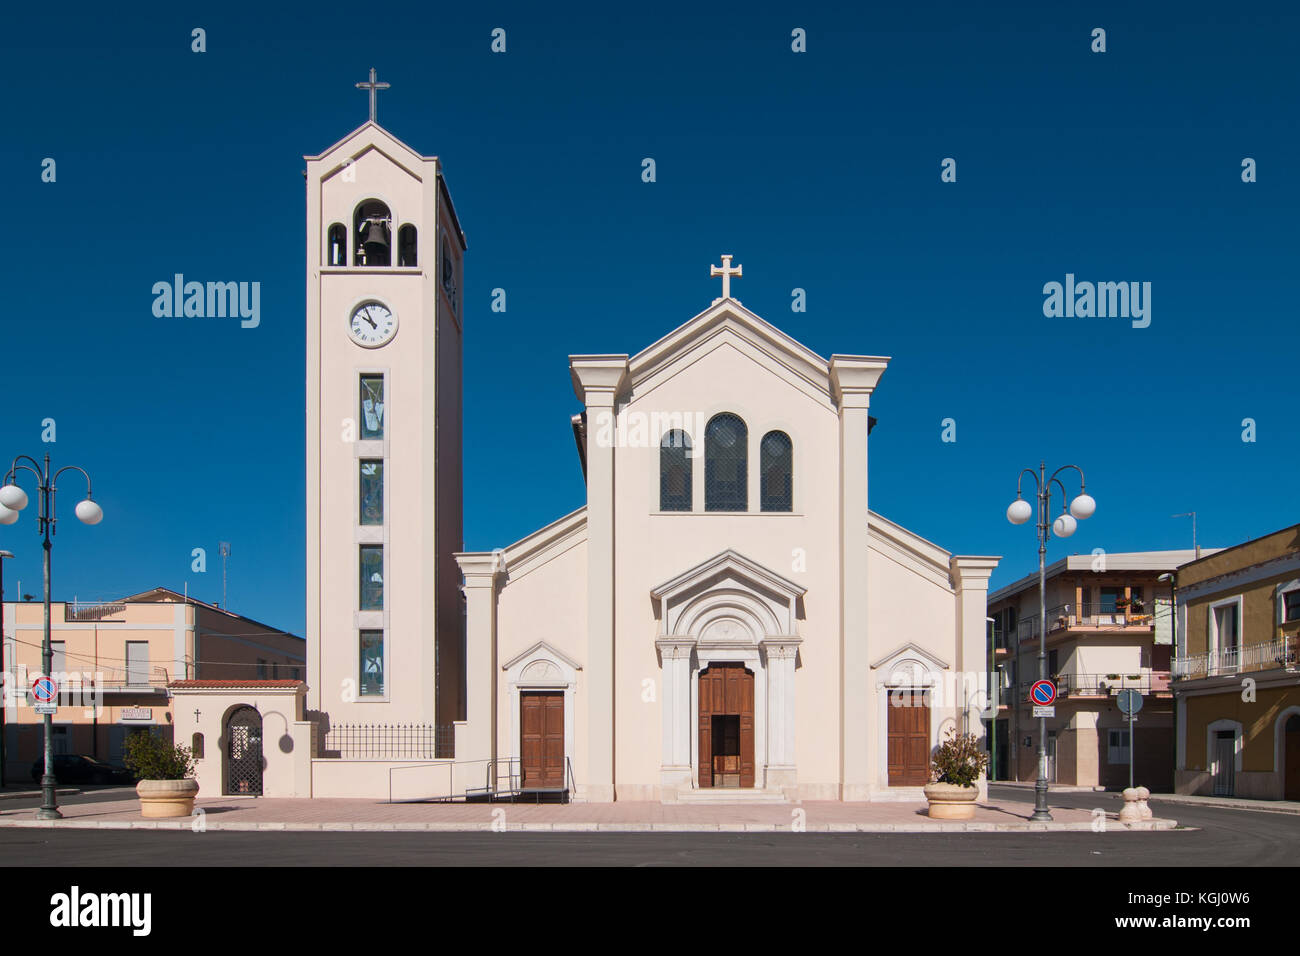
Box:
1029;679;1056;706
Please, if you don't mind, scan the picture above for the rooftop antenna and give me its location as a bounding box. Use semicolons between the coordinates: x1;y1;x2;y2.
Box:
1172;512;1198;559
219;542;231;609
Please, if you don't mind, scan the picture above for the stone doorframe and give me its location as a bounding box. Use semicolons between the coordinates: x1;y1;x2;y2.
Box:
872;642;949;791
503;641;580;791
651;549;805;800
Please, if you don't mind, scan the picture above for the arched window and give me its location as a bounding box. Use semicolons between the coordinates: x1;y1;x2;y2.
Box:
705;413;747;511
760;430;793;512
327;223;347;267
660;430;692;511
191;732;205;760
398;224;418;267
353;199;391;266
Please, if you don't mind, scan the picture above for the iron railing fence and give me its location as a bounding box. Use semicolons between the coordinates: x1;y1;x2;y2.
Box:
1173;638;1296;680
64;602;127;622
323;722;456;760
1055;671;1171;696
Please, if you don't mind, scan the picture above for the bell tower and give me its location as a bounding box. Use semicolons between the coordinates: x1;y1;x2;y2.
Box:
304;71;466;740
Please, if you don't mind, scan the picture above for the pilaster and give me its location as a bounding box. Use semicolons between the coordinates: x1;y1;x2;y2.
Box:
829;354;889;801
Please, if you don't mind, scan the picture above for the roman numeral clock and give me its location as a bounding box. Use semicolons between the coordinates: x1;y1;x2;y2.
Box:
348;301;398;348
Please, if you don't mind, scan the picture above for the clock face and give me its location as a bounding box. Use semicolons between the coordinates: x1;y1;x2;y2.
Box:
348;302;397;348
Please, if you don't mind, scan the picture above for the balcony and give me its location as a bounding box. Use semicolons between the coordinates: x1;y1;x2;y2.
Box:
1014;603;1159;643
1173;638;1297;681
1056;671;1171;698
47;666;171;697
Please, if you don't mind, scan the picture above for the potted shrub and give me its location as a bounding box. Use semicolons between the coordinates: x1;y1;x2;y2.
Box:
124;733;198;818
924;731;989;820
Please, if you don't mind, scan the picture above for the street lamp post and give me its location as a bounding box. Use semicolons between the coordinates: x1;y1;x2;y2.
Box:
1006;461;1095;823
0;549;12;789
0;454;103;820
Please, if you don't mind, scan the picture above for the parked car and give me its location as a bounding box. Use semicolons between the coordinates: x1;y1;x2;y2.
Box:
29;754;136;786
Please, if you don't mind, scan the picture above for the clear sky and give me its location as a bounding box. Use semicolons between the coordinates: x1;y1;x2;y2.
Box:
1;1;1296;636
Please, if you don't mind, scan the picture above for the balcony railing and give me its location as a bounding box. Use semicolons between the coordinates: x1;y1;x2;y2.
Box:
63;601;127;622
1173;638;1296;680
1056;671;1171;697
1014;602;1158;642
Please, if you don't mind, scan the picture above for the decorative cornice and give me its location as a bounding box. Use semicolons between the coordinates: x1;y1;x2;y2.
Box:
828;355;890;409
570;355;630;407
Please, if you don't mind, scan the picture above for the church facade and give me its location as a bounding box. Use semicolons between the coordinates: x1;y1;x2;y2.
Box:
177;103;999;802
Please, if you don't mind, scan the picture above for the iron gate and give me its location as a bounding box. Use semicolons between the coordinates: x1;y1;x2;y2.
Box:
225;706;264;795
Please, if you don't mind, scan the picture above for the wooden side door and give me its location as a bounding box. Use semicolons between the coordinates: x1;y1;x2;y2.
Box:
521;692;565;789
887;691;931;787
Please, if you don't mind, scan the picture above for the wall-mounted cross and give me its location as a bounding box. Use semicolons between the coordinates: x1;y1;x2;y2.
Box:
710;254;743;301
356;68;390;123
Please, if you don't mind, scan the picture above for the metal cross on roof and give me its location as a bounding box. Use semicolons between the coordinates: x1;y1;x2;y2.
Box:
356;68;390;123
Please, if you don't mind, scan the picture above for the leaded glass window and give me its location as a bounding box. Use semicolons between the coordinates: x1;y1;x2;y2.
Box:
360;375;385;440
360;545;384;610
360;630;384;697
360;460;383;525
760;430;793;512
705;413;747;511
660;430;692;511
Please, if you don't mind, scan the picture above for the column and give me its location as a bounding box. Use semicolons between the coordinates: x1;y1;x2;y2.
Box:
951;555;999;800
454;552;500;793
760;638;801;792
655;638;694;799
828;355;889;801
570;355;629;803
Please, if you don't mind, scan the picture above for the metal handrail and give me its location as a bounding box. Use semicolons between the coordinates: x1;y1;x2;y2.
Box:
1173;637;1296;680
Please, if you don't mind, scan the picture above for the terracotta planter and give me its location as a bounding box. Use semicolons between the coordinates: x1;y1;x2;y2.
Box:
136;778;199;818
923;782;979;820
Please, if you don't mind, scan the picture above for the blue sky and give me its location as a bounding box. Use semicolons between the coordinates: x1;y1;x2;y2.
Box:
1;1;1296;635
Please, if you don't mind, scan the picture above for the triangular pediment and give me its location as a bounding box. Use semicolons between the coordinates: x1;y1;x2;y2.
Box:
651;549;804;640
306;121;430;184
627;299;834;406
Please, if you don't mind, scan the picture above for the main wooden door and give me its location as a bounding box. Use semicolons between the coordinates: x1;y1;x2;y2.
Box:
698;664;755;788
1284;715;1300;801
886;690;931;787
520;692;565;789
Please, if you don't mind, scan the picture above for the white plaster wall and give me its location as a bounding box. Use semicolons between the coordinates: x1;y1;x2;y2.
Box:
609;340;843;799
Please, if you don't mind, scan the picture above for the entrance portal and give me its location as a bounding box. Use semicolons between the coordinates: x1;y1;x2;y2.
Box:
698;663;754;788
520;691;565;790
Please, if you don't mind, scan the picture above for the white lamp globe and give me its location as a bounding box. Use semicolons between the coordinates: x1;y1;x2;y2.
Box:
1069;493;1096;520
1053;513;1077;538
75;498;103;526
1006;499;1033;525
0;485;28;511
0;504;17;525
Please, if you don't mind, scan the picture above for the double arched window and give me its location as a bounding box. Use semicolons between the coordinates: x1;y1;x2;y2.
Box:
659;430;692;511
705;414;748;511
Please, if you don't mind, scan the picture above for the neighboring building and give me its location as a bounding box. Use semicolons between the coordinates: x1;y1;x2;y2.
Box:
1;587;304;780
1172;524;1300;799
986;551;1205;791
274;105;1001;803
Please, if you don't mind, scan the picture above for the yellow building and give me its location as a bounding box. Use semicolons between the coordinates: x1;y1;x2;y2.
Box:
1173;524;1300;799
2;587;304;781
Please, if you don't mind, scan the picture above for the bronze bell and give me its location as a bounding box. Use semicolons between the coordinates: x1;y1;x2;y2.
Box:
362;218;389;249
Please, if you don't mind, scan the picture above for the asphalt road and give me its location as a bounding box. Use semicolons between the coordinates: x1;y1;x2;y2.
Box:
0;785;1295;866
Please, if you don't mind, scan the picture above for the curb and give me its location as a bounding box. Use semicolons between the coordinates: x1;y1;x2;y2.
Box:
0;817;1182;834
1147;796;1300;816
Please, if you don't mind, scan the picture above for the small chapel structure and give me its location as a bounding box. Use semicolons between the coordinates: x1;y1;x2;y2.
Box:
174;76;999;802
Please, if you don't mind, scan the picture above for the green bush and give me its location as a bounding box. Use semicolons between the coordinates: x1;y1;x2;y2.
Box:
930;731;989;788
123;733;195;781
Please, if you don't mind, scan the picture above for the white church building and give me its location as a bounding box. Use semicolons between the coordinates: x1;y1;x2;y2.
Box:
172;88;999;803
